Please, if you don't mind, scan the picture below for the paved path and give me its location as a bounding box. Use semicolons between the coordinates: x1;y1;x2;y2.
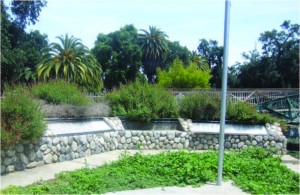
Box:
1;150;299;194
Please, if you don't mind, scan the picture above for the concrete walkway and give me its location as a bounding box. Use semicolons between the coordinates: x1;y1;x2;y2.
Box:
1;150;299;194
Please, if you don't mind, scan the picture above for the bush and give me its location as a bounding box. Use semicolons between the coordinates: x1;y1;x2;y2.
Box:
106;81;179;122
227;101;286;127
1;85;46;147
157;59;211;88
31;80;90;106
179;93;220;120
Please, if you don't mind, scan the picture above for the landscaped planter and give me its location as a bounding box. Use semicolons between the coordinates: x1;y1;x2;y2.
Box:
1;117;287;175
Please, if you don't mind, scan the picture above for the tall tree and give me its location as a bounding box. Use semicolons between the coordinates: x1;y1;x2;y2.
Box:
1;0;47;86
37;34;103;92
163;41;191;69
197;39;223;88
259;20;299;88
92;25;142;89
138;26;169;83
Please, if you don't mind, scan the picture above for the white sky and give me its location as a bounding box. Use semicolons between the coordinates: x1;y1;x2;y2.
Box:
26;0;299;66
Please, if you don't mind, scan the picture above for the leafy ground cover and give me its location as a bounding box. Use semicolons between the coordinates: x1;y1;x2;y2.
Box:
2;147;299;194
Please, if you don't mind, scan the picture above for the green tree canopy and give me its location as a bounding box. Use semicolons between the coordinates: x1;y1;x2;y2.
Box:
37;34;103;92
138;26;169;83
157;58;211;88
197;39;223;88
92;24;142;89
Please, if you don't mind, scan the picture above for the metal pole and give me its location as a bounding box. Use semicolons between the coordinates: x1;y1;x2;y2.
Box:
217;0;231;186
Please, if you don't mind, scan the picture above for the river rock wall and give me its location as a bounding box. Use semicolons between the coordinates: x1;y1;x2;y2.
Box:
1;124;286;175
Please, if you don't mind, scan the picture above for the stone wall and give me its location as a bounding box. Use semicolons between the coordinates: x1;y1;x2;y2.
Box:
1;126;287;175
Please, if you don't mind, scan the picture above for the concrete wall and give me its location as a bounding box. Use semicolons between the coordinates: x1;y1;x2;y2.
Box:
1;122;287;175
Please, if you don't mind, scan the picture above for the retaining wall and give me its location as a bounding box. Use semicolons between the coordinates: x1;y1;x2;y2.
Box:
1;121;287;175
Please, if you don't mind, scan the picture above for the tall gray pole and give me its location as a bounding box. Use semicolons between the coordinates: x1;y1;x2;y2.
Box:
217;0;231;186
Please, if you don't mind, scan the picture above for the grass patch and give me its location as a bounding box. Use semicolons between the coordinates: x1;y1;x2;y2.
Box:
2;147;299;194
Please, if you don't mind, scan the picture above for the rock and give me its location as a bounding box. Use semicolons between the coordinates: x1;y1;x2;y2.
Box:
87;134;93;143
6;150;15;157
26;150;36;162
255;136;263;142
240;136;248;141
79;136;87;145
3;158;11;166
19;153;29;164
26;162;37;169
40;144;47;151
264;141;270;147
238;142;244;148
43;148;51;155
252;140;257;146
125;131;132;138
43;154;53;164
224;142;231;149
181;132;187;138
120;137;126;144
154;131;160;139
36;151;43;161
275;143;283;150
167;132;175;140
6;165;14;172
71;141;78;152
270;141;276;147
53;154;58;163
177;143;183;149
149;143;155;149
213;138;218;143
52;137;60;145
174;138;180;143
15;144;24;153
65;145;71;153
184;140;189;148
242;145;248;150
159;137;167;142
68;137;73;145
59;154;66;162
15;163;26;171
90;141;96;149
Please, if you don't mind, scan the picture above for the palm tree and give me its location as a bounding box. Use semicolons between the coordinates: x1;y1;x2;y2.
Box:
37;34;103;91
138;26;168;83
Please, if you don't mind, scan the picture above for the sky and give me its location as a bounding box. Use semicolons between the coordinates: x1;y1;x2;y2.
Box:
26;0;299;66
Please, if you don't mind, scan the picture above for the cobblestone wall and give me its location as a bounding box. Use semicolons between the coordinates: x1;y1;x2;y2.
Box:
1;124;286;175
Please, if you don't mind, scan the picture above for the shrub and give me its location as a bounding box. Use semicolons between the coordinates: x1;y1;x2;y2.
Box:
1;85;46;147
31;80;90;106
227;101;286;128
157;59;211;88
179;93;220;120
106;81;179;122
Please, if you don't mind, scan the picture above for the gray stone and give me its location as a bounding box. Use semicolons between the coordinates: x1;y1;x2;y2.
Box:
90;141;96;149
242;145;248;150
154;131;160;138
203;144;208;150
37;161;44;166
87;134;93;143
174;138;180;143
245;140;251;145
19;153;29;164
39;137;47;145
275;143;283;150
26;161;37;169
16;144;24;153
53;154;58;163
252;140;257;146
238;142;244;148
270;141;276;147
71;141;78;151
232;144;237;149
200;138;207;144
125;131;132;138
59;154;66;162
181;132;187;138
56;144;61;152
43;153;53;164
120;137;126;144
224;142;231;149
15;163;26;171
207;140;213;145
51;146;57;153
240;136;248;141
177;143;183;149
213;138;218;143
159;137;167;142
180;138;186;144
139;135;145;141
6;150;15;157
65;145;71;153
99;137;105;145
40;144;47;151
36;151;43;160
167;132;176;140
66;154;72;160
52;137;60;145
132;137;139;144
255;136;263;142
3;157;11;166
43;148;51;155
184;140;189;148
26;150;36;162
79;136;87;145
6;165;14;172
68;137;73;145
264;141;270;147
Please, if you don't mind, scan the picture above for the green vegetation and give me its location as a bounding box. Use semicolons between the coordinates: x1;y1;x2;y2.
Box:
157;59;211;88
31;80;90;106
1;85;46;147
37;34;103;92
138;26;169;83
106;80;178;122
179;93;220;120
2;148;299;194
